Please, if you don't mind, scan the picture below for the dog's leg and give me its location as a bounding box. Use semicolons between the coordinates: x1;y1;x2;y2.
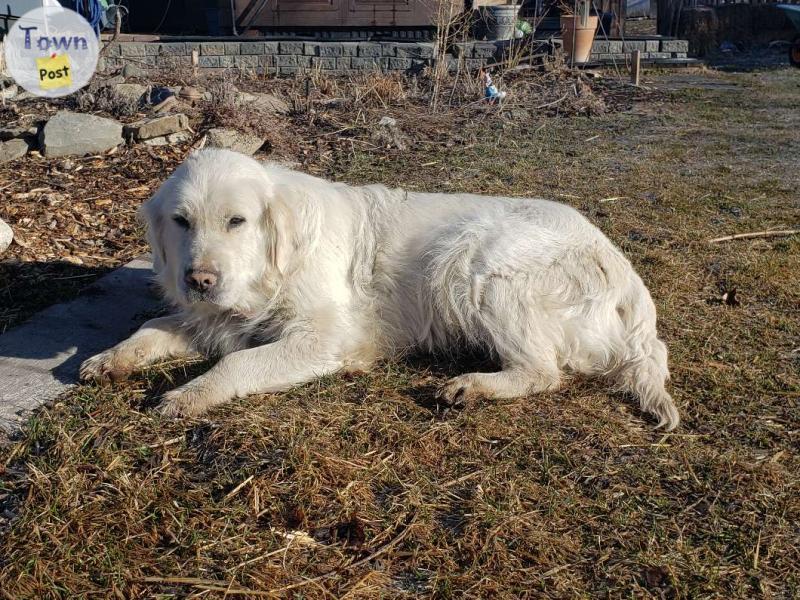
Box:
436;270;564;405
156;333;342;417
438;363;561;406
80;315;196;383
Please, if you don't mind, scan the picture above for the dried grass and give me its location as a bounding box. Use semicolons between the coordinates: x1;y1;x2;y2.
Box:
201;74;296;157
68;84;142;119
1;67;799;598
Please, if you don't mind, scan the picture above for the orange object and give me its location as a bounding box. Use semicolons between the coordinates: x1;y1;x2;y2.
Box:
561;15;598;64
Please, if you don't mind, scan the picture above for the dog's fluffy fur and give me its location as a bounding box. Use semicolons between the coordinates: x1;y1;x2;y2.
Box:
81;148;679;430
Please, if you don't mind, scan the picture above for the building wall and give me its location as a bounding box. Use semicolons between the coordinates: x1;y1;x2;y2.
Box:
233;0;438;29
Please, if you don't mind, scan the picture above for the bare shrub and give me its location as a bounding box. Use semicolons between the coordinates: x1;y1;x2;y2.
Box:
205;77;241;116
348;72;408;108
148;62;203;88
287;70;410;115
202;74;295;156
68;85;142;118
430;0;472;112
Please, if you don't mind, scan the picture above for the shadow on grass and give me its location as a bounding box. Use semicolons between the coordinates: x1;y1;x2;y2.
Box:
0;260;112;333
130;346;662;429
0;258;161;386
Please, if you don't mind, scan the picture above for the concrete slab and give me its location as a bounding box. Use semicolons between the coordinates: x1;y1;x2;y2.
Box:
0;257;160;437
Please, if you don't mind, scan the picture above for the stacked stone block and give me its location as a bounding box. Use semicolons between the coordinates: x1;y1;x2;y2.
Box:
100;38;691;76
591;39;690;62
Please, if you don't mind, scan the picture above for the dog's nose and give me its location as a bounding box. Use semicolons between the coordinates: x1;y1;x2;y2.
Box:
185;269;219;292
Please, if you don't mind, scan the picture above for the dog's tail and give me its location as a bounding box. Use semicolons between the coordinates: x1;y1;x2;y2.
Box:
612;276;680;431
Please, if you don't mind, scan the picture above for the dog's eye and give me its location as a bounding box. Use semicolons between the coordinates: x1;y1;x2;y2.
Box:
228;216;246;229
172;215;190;229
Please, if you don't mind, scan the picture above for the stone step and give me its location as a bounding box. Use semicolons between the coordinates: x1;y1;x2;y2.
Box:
0;257;159;439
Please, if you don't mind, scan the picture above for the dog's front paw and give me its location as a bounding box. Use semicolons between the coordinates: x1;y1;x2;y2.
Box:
79;351;131;384
156;381;218;417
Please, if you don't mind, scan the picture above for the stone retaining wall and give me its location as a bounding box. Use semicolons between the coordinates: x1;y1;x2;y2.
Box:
591;39;689;62
100;39;690;75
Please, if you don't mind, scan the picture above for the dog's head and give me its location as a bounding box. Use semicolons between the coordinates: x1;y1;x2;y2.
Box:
139;148;310;314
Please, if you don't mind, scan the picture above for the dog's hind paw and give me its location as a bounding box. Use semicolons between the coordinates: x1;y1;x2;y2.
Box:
79;351;131;384
437;374;483;407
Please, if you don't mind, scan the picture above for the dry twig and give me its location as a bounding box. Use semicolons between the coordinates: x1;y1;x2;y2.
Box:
708;229;799;243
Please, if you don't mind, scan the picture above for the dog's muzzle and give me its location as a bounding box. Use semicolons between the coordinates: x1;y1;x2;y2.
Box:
184;268;220;301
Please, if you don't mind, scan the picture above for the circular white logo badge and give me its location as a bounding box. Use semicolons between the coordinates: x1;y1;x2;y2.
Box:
3;6;99;98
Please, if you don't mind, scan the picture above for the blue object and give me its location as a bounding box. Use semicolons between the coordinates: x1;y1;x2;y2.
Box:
149;86;175;104
75;0;105;36
483;72;506;103
485;83;503;100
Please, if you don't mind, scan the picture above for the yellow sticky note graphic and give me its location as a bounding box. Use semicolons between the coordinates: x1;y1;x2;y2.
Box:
36;54;73;90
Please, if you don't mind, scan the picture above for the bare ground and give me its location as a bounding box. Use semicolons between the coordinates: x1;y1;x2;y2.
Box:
0;65;799;598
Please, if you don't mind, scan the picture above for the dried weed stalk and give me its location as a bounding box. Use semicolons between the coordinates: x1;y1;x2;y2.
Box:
430;0;472;112
200;74;295;156
69;84;142;118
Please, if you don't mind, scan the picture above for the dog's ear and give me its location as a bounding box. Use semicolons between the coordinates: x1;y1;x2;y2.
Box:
260;174;323;278
138;185;168;273
263;191;299;276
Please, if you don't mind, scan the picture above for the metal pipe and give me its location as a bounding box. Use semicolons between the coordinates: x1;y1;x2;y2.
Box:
230;0;238;35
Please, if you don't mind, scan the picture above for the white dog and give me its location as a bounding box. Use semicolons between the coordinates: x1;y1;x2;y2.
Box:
80;149;679;430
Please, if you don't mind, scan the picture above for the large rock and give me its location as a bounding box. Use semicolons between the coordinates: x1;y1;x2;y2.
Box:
124;114;188;141
121;64;147;78
238;92;290;114
40;111;124;157
372;116;408;151
0;139;29;164
143;132;191;147
0;218;13;253
111;82;147;105
205;127;264;156
0;125;38;142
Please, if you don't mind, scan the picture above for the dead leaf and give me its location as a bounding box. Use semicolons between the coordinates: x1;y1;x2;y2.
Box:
12;235;30;248
643;565;669;588
332;515;366;547
284;505;306;529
